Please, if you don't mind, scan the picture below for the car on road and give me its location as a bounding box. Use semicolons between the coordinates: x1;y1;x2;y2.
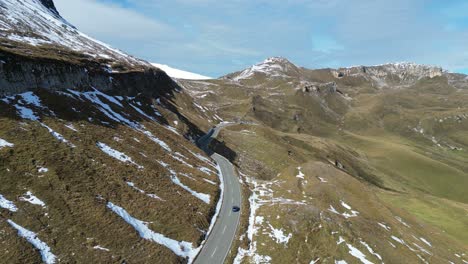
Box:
232;206;240;212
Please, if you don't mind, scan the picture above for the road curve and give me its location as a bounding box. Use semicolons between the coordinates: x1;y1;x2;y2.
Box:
194;124;242;264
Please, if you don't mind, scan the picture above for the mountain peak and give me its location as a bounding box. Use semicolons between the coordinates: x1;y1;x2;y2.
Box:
225;56;301;81
38;0;60;17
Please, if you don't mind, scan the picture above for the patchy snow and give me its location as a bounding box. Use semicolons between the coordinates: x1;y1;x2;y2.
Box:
38;167;49;173
40;123;76;147
7;220;56;264
233;178;273;264
19;92;43;108
64;124;78;132
126;181;164;201
340;200;352;210
318;177;328;183
171;153;194;168
0;194;18;212
419;237;432;247
267;224;292;245
337;236;345;245
378;222;391;231
346;243;373;264
328;205;340;214
151;63;211;80
412;243;432;255
231;57;296;81
0;138;14;149
107;202;198;260
93;245;110;252
14;104;39;120
170;174;210;204
199;166;215;175
141;130;172;152
296;167;305;179
391;236;405;245
20;191;46;207
360;240;383;261
395;216;411;228
96;142;143;169
340;200;359;218
203;178;216;185
335;261;348;264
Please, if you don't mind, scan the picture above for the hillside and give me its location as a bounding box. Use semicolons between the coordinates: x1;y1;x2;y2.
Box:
0;0;224;263
181;57;468;263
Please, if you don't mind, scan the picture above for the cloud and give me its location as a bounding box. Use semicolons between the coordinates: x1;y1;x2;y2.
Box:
53;0;468;76
54;0;175;41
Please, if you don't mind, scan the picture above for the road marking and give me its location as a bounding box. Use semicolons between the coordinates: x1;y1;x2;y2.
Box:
222;225;227;234
211;247;218;258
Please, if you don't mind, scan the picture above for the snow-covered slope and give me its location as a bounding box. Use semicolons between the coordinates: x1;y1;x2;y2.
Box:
151;63;211;80
0;0;149;69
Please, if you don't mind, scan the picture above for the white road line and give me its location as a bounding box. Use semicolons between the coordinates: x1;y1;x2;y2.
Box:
211;247;218;258
222;225;227;234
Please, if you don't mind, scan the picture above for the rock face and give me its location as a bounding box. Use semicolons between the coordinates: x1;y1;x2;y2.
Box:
0;50;177;97
39;0;60;16
331;63;444;87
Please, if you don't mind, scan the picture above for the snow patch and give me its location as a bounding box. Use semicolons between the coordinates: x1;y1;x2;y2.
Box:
296;167;305;179
20;191;46;207
0;194;18;212
107;202;198;260
267;224;292;245
7;220;56;264
0;138;14;149
346;243;373;264
96;142;143;169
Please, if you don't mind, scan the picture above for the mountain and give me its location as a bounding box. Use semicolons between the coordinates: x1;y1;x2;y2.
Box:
223;57;304;81
181;58;468;263
1;0;468;263
151;63;211;80
0;0;226;263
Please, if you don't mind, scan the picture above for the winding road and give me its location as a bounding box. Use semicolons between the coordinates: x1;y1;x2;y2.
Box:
194;123;242;264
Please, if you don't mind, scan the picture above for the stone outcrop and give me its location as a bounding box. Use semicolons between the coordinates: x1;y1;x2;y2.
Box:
0;50;178;97
331;63;444;87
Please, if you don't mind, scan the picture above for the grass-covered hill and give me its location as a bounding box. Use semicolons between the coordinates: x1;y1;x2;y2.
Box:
182;57;468;263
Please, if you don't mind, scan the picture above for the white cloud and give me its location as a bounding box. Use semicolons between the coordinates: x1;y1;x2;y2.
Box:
54;0;175;41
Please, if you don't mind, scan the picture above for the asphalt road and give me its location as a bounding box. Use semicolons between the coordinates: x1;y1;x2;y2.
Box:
194;124;242;264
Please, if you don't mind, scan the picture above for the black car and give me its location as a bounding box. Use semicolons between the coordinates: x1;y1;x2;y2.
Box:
232;206;240;212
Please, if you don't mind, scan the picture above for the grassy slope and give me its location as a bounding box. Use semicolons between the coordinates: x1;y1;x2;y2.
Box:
0;89;219;263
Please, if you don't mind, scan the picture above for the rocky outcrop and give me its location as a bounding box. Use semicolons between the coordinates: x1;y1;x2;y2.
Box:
301;82;337;94
39;0;60;17
331;63;444;87
0;50;178;97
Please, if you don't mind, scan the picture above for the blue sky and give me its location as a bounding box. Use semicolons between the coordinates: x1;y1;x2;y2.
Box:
55;0;468;77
